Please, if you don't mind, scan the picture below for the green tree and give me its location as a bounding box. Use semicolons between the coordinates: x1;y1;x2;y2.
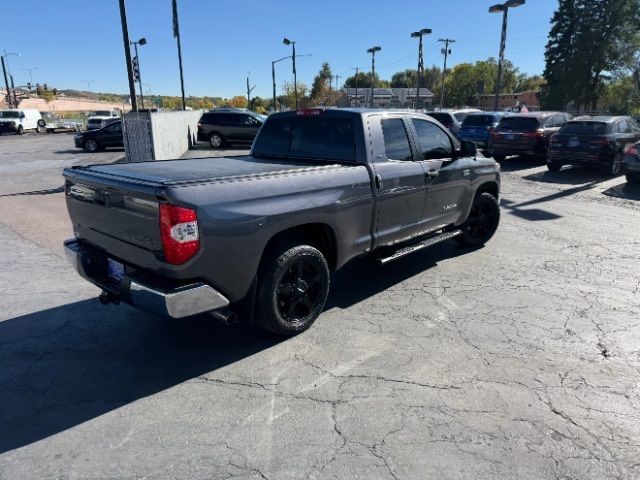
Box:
280;82;309;109
390;67;441;91
310;62;333;105
344;71;389;88
542;0;640;110
515;74;546;92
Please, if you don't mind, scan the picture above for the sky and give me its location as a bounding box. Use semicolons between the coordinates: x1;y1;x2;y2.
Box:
1;0;558;99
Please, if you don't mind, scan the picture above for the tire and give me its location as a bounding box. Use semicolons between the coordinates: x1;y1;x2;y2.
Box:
493;153;506;162
37;119;46;128
547;161;562;172
455;192;500;247
83;138;99;152
16;125;24;135
255;243;330;336
607;152;624;176
209;132;225;148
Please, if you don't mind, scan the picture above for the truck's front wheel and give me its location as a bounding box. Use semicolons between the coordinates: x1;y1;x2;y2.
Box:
455;192;500;247
255;243;330;336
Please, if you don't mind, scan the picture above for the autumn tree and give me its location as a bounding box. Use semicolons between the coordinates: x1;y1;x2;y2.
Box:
229;96;248;108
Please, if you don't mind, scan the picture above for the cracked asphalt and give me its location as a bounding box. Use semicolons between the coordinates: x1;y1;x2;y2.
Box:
1;135;640;479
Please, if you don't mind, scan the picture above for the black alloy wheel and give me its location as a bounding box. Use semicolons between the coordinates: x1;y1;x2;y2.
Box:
456;192;500;247
256;244;330;336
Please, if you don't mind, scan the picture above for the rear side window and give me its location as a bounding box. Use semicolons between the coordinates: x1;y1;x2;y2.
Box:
462;115;497;126
253;115;356;162
381;118;413;161
558;122;608;135
498;117;540;131
412;119;453;159
454;112;471;122
426;113;453;126
201;113;222;124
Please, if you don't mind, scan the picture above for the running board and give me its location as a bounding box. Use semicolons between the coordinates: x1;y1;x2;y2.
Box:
377;230;462;264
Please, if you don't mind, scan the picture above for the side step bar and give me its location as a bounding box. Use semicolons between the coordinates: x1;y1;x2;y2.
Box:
377;230;462;264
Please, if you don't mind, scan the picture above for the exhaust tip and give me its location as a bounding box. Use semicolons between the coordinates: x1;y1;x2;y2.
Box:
210;308;237;325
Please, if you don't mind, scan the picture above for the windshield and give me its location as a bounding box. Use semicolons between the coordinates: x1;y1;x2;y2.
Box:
427;113;453;125
558;122;608;135
498;117;540;131
91;111;112;116
0;111;20;119
462;114;499;126
253;114;356;162
454;112;476;122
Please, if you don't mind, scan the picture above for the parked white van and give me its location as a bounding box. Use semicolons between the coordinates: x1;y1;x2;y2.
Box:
0;109;45;135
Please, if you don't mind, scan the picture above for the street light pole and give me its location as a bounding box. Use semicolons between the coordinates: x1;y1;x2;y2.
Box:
21;67;38;90
490;0;525;111
411;28;432;109
272;53;311;112
367;46;381;109
438;38;455;109
130;38;147;109
353;67;359;107
283;38;297;109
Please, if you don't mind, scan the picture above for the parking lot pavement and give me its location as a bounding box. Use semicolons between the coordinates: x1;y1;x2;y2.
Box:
1;138;640;479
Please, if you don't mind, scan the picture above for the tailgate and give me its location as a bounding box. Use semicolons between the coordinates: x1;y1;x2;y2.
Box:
64;168;164;254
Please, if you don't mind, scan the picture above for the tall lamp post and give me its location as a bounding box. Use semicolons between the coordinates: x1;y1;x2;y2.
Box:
130;37;147;109
272;53;311;112
2;51;20;108
367;46;381;109
489;0;525;111
282;38;298;109
411;29;431;109
21;67;39;91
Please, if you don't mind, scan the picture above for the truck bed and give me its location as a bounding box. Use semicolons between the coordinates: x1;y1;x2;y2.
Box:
73;155;343;186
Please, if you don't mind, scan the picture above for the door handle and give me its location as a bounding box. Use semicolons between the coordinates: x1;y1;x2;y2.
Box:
375;174;383;190
426;169;439;180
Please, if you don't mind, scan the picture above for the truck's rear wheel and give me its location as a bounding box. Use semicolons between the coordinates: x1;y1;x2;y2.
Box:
255;243;330;336
455;192;500;247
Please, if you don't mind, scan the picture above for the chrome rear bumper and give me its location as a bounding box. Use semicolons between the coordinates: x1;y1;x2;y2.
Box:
64;239;229;318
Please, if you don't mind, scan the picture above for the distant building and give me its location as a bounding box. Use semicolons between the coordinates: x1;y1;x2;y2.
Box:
341;87;434;109
478;90;540;110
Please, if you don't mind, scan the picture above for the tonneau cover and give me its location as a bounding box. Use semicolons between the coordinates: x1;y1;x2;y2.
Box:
80;155;341;186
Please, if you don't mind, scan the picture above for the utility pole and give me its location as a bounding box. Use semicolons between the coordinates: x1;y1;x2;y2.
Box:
118;0;137;112
1;57;11;108
438;38;455;109
172;0;186;110
353;67;359;107
283;38;298;109
335;74;340;92
246;72;255;110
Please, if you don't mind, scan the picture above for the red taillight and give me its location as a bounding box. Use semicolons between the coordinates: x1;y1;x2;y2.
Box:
590;137;609;145
626;144;639;156
523;129;544;138
159;204;200;265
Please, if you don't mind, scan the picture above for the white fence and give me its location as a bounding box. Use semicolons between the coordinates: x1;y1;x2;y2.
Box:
123;110;203;162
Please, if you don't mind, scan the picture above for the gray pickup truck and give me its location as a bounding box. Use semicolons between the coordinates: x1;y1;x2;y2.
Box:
63;108;501;335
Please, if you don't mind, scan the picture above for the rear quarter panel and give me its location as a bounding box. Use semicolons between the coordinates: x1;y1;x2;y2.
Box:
165;164;373;302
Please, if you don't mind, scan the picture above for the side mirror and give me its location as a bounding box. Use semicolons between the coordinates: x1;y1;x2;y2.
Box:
460;140;477;157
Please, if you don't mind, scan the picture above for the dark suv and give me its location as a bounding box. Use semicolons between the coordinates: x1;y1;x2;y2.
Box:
197;109;264;148
489;111;572;161
547;116;640;175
